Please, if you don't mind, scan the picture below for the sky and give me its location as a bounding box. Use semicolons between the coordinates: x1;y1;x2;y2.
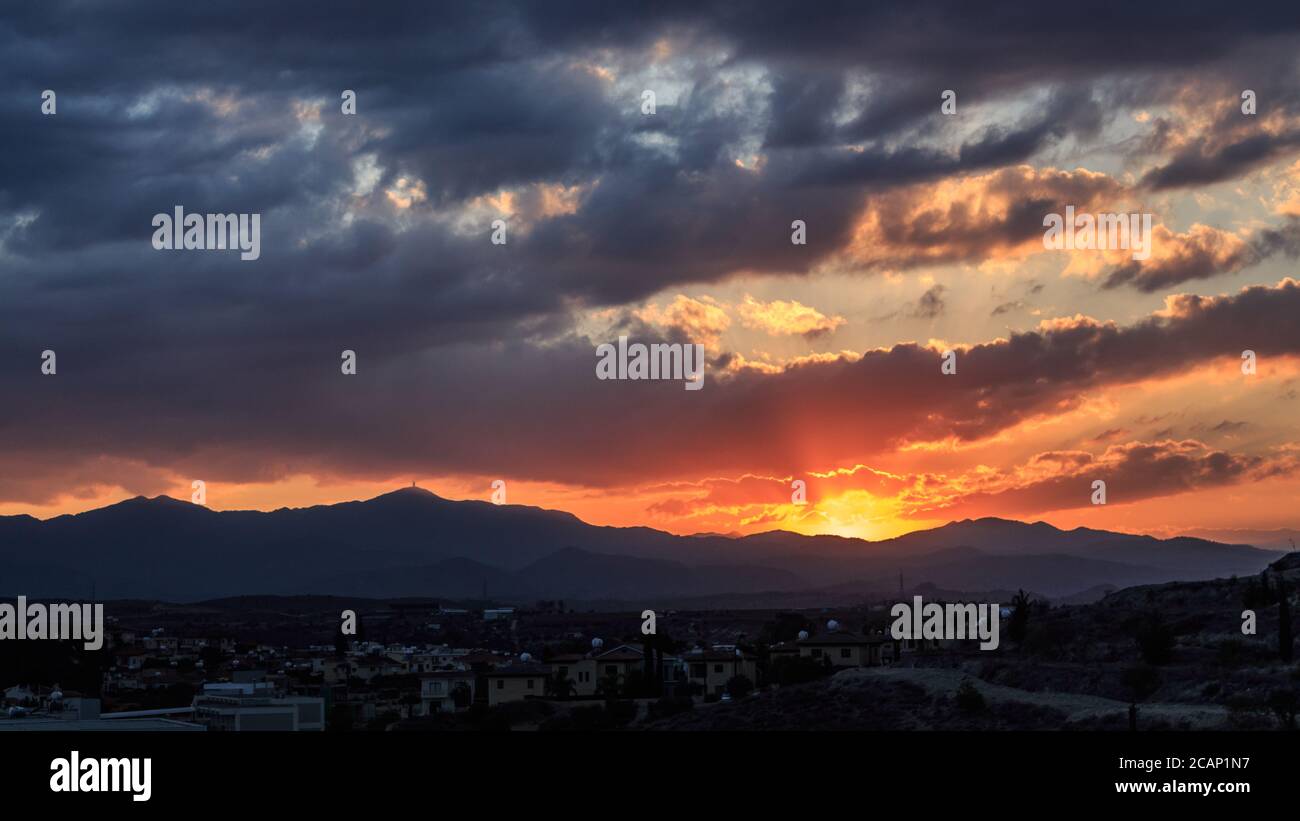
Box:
2;1;1299;541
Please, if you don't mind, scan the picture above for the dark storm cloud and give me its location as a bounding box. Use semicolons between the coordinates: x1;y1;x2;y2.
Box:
4;1;1300;500
5;276;1299;500
1142;130;1300;191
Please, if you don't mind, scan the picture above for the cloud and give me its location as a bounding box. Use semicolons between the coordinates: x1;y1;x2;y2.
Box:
736;295;844;337
1102;223;1255;291
905;439;1299;518
5;275;1299;503
841;165;1127;272
3;0;1300;521
912;285;947;319
634;294;732;351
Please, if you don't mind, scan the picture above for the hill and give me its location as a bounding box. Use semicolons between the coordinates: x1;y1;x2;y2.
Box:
0;489;1276;601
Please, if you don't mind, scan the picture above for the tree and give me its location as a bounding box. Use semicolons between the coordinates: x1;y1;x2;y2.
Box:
400;691;421;719
1135;613;1175;665
1266;689;1296;731
450;682;472;710
758;612;814;645
1121;664;1161;702
1007;590;1032;646
199;644;224;671
1278;576;1293;663
955;678;985;713
770;655;829;686
598;672;623;699
725;675;753;699
327;704;353;732
622;668;649;698
547;671;576;700
1121;664;1161;731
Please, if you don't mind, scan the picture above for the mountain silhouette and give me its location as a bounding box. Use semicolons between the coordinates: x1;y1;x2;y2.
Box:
0;488;1276;601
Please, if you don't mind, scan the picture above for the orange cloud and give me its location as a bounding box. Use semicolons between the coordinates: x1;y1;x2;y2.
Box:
737;295;845;337
634;294;732;351
842;164;1127;272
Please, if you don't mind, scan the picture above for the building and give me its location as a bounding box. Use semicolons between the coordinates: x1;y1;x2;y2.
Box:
546;653;598;696
797;630;895;667
0;698;204;732
191;685;325;731
594;644;647;692
0;716;204;732
484;663;550;706
349;655;406;681
683;649;757;697
767;642;800;664
418;670;477;714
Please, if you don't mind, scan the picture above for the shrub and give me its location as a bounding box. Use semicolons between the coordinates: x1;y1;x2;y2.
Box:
1266;689;1297;730
1134;613;1175;665
725;675;754;699
955;678;986;713
770;655;832;686
648;696;694;720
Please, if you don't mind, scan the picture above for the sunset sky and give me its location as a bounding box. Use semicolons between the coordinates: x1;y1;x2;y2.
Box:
2;2;1299;541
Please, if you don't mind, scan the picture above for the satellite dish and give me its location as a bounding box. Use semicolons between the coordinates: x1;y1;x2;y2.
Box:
591;638;604;649
827;619;840;631
520;652;532;662
797;630;809;641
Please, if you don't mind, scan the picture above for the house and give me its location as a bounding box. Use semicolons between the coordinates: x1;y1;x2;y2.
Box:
410;647;469;673
594;644;647;692
768;642;800;663
484;663;550;706
897;635;943;654
349;656;405;681
797;630;895;667
683;649;757;696
547;653;598;696
418;670;477;713
658;653;688;697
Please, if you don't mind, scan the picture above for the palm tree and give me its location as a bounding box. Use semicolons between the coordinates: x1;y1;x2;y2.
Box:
1008;589;1032;646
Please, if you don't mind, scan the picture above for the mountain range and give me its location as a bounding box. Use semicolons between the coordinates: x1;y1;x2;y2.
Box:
0;487;1279;602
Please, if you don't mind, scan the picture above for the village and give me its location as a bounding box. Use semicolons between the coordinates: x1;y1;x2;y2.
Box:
0;597;964;731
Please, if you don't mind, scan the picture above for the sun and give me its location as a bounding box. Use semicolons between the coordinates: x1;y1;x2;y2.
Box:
778;489;938;542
